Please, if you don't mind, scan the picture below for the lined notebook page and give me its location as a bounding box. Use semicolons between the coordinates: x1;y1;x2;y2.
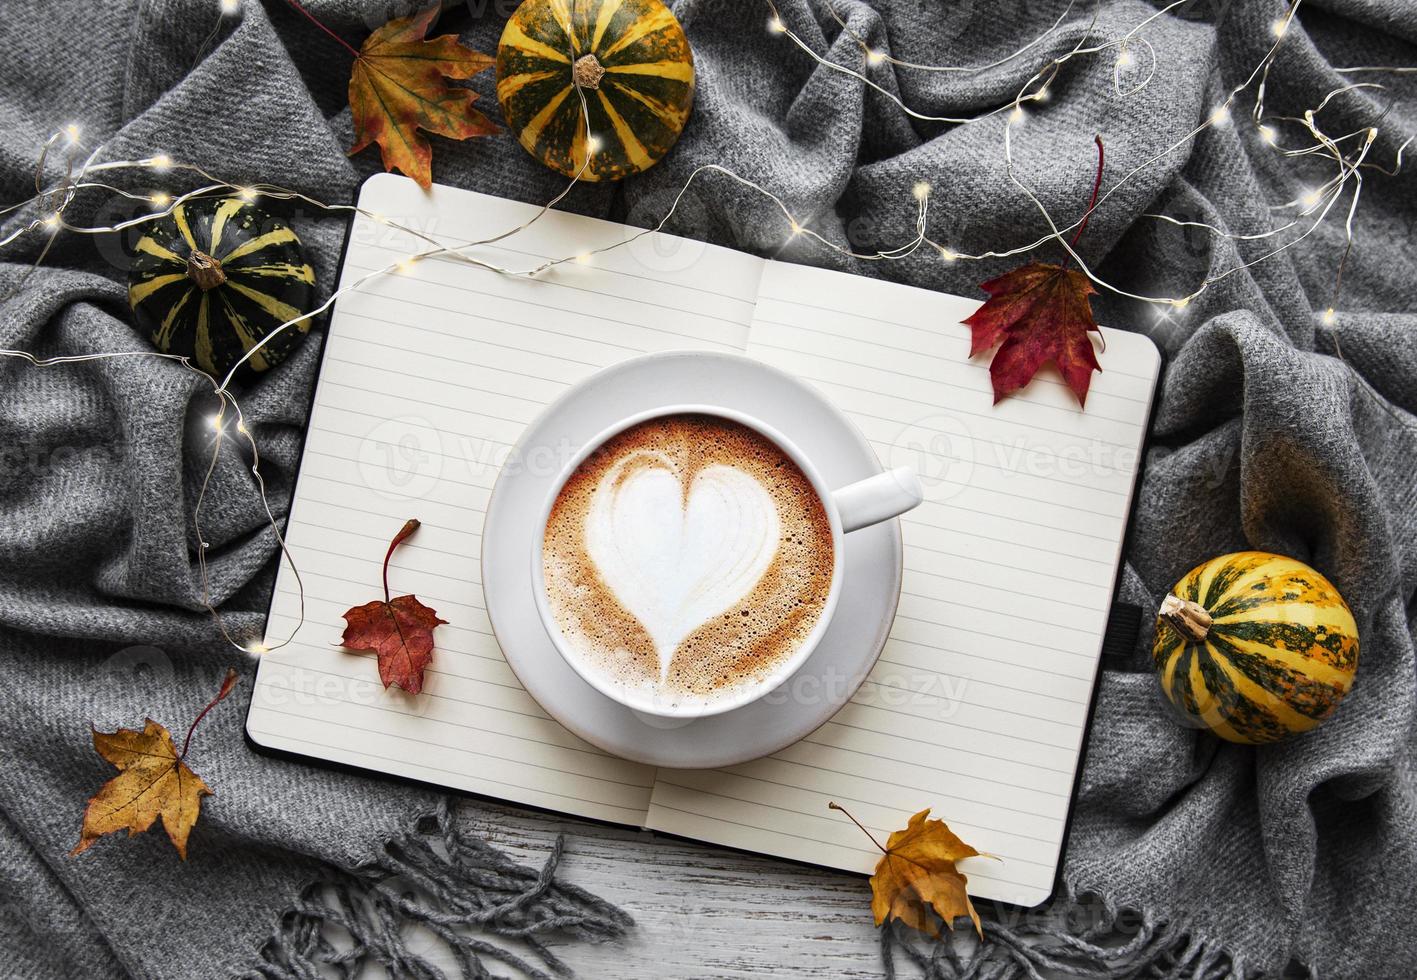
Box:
644;261;1159;906
246;177;763;824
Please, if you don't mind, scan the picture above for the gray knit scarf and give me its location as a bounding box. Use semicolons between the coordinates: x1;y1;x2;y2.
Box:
1;0;1413;977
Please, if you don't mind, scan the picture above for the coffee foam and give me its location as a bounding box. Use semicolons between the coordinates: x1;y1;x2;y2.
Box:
542;414;834;707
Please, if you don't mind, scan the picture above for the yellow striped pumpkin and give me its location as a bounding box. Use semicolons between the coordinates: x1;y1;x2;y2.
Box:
496;0;695;181
1153;551;1358;744
129;198;315;379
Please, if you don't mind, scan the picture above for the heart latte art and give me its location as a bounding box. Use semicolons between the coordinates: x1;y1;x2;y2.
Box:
542;415;834;705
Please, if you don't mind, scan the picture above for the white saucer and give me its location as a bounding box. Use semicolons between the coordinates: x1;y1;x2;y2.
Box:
481;351;903;769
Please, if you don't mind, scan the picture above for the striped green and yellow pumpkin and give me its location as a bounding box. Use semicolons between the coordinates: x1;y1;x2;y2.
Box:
496;0;694;181
129;198;316;379
1153;551;1358;744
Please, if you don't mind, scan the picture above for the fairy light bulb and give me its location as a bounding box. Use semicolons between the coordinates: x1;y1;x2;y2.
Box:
1116;48;1134;68
768;16;786;34
237;187;257;202
207;414;223;431
150;192;171;207
586;135;603;155
246;640;268;655
396;256;418;274
788;219;801;238
575;252;592;264
1210;105;1231;127
912;181;931;201
41;214;60;229
1010;105;1026;124
938;246;957;264
1171;297;1190;310
1322;307;1336;324
149;153;172;171
64;124;81;144
866;49;885;65
1259;124;1277;145
1300;187;1321;209
1272;17;1288;37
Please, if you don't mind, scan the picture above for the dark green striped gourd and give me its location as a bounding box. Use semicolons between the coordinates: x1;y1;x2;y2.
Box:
496;0;694;181
1153;551;1359;744
128;198;315;379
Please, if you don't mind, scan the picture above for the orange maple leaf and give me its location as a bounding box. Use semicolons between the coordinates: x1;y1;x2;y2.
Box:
344;3;498;188
72;669;239;860
962;135;1106;407
340;518;446;693
832;802;991;939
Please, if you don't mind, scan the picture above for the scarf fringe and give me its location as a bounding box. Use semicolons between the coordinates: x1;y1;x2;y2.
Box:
243;799;634;980
882;888;1252;980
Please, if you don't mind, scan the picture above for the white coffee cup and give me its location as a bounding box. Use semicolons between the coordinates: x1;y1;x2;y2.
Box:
531;404;922;719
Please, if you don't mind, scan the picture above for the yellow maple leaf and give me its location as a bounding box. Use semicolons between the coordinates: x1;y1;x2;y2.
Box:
72;669;238;860
832;802;990;938
348;4;498;189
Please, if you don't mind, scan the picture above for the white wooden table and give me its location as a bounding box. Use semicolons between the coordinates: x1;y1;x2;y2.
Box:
449;800;888;978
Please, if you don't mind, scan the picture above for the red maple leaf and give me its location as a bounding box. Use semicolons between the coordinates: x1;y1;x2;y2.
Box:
340;519;446;693
963;136;1106;406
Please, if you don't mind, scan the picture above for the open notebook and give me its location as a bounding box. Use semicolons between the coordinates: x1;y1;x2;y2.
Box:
245;173;1160;908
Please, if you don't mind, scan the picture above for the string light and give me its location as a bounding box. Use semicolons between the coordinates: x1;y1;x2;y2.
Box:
246;641;268;655
1322;307;1336;324
1271;17;1288;37
64;124;81;144
575;252;592;264
866;49;885;66
220;0;241;13
1;0;1409;660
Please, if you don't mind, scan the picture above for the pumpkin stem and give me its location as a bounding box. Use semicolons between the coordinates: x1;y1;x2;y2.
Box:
1159;593;1213;644
186;250;227;291
573;53;605;90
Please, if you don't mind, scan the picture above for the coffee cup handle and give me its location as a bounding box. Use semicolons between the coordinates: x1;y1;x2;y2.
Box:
833;466;924;534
